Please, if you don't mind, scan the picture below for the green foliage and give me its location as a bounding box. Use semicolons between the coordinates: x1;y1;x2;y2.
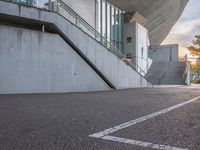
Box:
187;35;200;56
191;62;200;84
191;63;200;73
194;63;200;75
192;78;200;84
193;35;200;45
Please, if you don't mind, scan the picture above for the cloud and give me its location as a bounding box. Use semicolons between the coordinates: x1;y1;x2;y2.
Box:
164;19;200;47
163;0;200;48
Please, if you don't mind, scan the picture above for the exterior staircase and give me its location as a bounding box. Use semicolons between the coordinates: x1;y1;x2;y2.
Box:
0;0;152;94
146;61;186;85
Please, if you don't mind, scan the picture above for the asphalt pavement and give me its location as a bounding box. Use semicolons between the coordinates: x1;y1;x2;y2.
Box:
0;86;200;150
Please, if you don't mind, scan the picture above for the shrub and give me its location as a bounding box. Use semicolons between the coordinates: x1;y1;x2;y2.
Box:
192;78;200;84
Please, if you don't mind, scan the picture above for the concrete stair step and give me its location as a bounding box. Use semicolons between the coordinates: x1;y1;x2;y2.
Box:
146;61;186;85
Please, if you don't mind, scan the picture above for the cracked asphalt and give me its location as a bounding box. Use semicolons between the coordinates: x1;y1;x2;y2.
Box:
0;86;200;150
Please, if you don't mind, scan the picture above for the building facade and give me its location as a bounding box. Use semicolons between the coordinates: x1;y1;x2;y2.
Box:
36;0;188;55
59;0;188;45
0;0;189;94
56;0;188;72
9;0;189;73
96;0;124;51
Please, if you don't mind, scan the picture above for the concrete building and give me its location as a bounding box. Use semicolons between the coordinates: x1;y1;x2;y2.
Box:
0;0;189;94
52;0;188;45
56;0;188;74
149;45;179;62
146;45;190;85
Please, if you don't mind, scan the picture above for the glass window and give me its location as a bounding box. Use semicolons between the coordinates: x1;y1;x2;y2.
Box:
115;9;119;49
102;1;106;38
119;10;122;50
120;11;124;51
14;0;37;6
111;6;115;45
96;0;124;52
96;0;101;34
107;3;111;42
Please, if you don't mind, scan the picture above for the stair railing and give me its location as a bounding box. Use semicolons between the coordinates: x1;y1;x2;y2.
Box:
4;0;150;80
54;0;147;77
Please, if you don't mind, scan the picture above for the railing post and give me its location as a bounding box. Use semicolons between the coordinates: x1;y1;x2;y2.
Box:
48;0;51;11
75;16;78;26
42;24;45;32
186;61;191;85
57;0;59;13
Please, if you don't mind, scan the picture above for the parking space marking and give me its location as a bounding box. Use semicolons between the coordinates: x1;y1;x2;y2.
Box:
89;96;200;150
102;136;189;150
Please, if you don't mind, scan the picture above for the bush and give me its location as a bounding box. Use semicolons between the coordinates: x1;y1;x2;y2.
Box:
192;78;200;84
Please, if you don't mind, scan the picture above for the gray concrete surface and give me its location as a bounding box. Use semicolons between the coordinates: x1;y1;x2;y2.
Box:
149;45;179;62
160;61;186;85
124;21;149;75
146;61;186;85
112;99;200;150
0;87;200;150
145;61;168;85
147;45;185;85
0;25;110;94
62;0;96;28
0;1;151;92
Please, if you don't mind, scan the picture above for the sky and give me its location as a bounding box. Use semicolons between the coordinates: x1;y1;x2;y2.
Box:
162;0;200;57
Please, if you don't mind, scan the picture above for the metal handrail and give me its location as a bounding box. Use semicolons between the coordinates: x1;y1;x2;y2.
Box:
55;0;147;77
182;54;191;85
57;0;98;37
3;0;149;79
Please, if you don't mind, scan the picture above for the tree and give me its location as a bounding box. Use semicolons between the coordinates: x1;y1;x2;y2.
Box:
187;35;200;57
191;62;200;84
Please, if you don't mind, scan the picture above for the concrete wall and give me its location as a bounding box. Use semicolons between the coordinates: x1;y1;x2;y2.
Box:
38;0;96;28
136;23;149;74
64;19;149;88
149;45;179;62
124;22;149;74
62;0;96;28
124;22;136;60
0;1;151;92
0;25;110;94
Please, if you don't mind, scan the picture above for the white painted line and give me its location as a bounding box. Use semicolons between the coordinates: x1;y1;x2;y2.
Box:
102;136;189;150
89;95;200;138
89;96;200;150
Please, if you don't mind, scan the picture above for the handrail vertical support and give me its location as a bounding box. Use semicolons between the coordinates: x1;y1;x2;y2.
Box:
42;25;45;32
